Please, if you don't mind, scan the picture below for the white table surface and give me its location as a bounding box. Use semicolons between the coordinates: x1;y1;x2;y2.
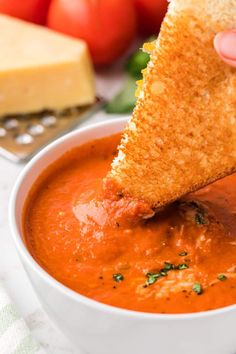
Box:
0;72;127;354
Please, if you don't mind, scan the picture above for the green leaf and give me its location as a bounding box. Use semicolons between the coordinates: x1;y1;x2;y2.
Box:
126;50;150;79
105;77;137;114
106;37;156;114
125;36;155;79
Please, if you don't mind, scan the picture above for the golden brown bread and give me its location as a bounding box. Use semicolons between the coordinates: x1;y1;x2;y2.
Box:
107;0;236;208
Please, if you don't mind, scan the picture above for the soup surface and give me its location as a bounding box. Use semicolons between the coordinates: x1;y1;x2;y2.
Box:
24;134;236;314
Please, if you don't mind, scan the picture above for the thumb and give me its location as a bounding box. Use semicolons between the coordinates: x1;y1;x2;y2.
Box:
214;30;236;67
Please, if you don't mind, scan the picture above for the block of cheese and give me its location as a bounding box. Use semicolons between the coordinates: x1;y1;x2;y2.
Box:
0;15;95;117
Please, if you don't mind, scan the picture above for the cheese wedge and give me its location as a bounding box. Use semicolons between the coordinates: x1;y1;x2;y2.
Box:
0;15;95;117
107;0;236;208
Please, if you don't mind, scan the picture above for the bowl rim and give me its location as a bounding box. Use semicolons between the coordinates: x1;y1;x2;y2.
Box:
9;117;236;321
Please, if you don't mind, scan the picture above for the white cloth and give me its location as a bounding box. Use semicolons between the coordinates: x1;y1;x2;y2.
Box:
0;284;46;354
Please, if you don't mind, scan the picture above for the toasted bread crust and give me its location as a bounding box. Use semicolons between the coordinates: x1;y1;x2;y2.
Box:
108;0;236;208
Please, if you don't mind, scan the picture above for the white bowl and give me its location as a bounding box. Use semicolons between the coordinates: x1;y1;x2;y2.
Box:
9;118;236;354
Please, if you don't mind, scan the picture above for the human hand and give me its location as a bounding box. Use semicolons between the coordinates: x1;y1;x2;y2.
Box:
214;31;236;67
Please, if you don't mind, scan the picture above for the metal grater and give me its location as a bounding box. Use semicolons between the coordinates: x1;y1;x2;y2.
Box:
0;97;104;163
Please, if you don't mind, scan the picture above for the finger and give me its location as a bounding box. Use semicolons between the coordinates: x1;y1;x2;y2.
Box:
214;31;236;67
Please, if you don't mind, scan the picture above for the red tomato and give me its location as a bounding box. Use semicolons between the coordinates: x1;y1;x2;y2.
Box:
0;0;51;24
134;0;168;36
47;0;137;66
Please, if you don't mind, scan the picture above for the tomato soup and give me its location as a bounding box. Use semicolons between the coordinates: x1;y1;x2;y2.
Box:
23;133;236;314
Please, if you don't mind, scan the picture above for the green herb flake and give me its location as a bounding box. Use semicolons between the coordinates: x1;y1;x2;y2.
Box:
195;212;206;225
218;274;227;281
146;273;161;285
147;274;161;285
113;273;124;283
179;251;188;257
105;77;137;114
125;50;150;80
146;275;157;285
163;262;173;271
178;264;189;270
192;283;203;295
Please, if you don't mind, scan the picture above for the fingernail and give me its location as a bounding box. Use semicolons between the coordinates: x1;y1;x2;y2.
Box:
214;31;236;60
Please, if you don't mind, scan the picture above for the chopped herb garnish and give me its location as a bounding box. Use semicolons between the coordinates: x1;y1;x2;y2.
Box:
192;283;203;295
146;273;161;285
179;251;188;257
146;261;190;286
179;200;208;226
147;275;157;285
163;262;173;271
195;212;206;225
218;274;227;281
178;263;189;270
113;273;124;283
